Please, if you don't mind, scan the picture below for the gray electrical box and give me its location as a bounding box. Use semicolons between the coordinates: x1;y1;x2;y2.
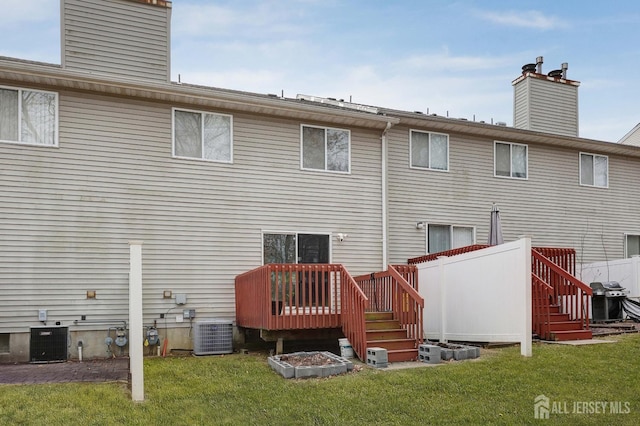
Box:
175;294;187;305
38;309;47;322
183;309;196;319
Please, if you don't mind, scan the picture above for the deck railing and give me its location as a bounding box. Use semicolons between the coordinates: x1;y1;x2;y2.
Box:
354;265;424;349
391;264;418;291
408;245;490;265
235;264;342;330
532;273;553;340
532;249;592;329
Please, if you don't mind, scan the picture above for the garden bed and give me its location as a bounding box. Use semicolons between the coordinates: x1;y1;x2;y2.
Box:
268;351;353;379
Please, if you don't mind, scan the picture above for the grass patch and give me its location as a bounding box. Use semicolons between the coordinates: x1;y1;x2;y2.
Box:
2;334;640;425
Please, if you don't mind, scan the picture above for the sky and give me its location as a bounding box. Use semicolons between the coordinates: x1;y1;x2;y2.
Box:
1;0;639;142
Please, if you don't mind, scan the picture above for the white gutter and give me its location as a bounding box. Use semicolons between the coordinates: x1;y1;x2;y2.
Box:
381;121;393;269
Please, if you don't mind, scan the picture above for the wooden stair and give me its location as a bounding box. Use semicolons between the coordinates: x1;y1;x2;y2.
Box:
365;312;418;362
544;304;592;341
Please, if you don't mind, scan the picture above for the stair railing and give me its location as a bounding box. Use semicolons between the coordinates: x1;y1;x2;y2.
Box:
532;273;553;340
354;265;424;349
532;249;593;329
340;267;369;361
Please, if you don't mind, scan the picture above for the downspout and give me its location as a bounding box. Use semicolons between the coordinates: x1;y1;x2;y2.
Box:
381;121;393;269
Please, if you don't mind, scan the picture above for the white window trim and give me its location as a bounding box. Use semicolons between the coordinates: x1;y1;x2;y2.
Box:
171;107;233;163
261;230;333;265
579;152;609;189
300;124;351;174
424;224;476;255
623;233;640;258
0;85;59;148
409;129;450;172
494;141;528;180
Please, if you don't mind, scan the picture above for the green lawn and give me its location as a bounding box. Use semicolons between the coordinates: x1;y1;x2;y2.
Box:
2;334;640;425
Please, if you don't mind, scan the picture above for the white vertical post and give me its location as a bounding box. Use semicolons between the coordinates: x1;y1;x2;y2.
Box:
438;256;447;343
519;236;532;357
129;241;144;401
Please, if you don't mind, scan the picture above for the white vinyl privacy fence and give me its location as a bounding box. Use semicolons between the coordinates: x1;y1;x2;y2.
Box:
579;256;640;300
417;237;532;356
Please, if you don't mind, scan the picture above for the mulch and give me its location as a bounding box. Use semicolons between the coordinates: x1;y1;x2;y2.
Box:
0;358;129;385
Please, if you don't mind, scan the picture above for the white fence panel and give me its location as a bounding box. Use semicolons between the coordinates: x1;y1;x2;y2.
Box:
417;237;532;356
579;257;640;299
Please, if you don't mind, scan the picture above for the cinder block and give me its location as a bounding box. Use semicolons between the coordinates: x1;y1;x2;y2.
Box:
453;346;470;360
418;344;441;364
367;347;388;368
438;343;466;360
440;347;454;361
466;345;480;359
367;359;388;368
367;347;388;363
325;351;354;371
267;356;294;378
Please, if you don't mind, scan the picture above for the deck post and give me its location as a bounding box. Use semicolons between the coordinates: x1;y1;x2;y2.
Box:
129;241;144;402
276;337;284;355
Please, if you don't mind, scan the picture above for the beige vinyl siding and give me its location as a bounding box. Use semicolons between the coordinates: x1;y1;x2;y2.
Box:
619;124;640;146
62;0;170;82
513;81;529;130
513;77;578;137
387;125;640;265
0;91;382;333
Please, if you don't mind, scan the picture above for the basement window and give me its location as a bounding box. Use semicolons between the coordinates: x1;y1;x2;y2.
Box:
0;333;9;353
495;141;527;179
0;86;58;146
301;125;350;173
580;152;608;188
173;108;233;163
410;130;449;171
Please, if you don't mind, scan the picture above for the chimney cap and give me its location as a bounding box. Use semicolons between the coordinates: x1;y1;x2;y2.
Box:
522;63;537;74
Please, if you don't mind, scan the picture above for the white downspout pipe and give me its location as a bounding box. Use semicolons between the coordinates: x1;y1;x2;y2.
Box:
381;122;393;269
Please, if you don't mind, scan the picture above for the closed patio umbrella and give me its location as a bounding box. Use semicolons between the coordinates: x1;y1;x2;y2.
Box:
488;203;504;245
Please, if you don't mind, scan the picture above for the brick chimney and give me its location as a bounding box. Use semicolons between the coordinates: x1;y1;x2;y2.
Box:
61;0;172;82
513;56;580;137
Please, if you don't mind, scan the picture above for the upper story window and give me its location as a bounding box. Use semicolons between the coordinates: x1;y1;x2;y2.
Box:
580;152;608;188
0;86;58;146
301;125;350;173
173;108;232;163
410;130;449;171
495;141;527;179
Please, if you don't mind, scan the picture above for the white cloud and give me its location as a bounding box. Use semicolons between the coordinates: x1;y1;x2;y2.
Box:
0;0;56;24
477;10;567;30
398;50;514;73
173;2;311;38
